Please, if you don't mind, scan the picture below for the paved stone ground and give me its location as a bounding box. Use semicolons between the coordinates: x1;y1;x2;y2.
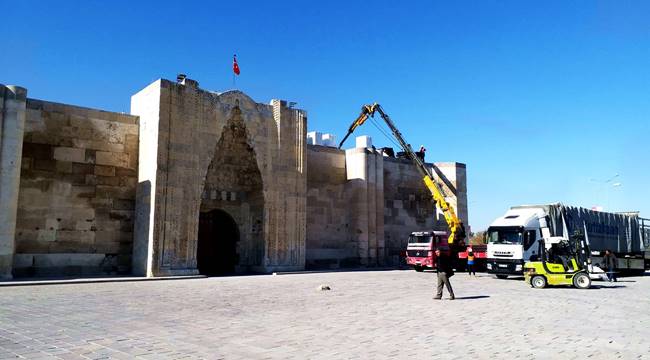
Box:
0;270;649;359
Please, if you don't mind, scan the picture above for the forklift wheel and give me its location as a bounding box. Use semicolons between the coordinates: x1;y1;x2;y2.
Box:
573;272;591;289
414;266;424;272
496;274;508;279
531;275;547;289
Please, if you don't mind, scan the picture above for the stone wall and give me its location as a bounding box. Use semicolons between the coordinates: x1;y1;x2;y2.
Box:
383;157;441;264
345;148;385;266
305;145;355;268
382;159;468;265
305;144;468;268
2;77;468;278
13;99;139;276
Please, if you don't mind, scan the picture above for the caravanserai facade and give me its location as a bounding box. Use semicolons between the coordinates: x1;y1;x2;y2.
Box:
0;78;467;278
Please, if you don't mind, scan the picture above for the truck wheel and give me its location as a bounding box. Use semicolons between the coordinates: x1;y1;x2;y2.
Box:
573;272;591;289
414;266;424;272
531;275;546;288
496;274;508;279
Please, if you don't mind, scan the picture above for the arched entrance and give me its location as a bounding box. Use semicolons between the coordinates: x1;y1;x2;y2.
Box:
198;105;265;274
197;209;239;275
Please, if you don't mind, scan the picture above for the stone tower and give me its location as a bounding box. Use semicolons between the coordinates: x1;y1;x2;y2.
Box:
131;78;307;276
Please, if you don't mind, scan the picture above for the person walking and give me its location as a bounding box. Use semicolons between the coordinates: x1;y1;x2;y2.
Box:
433;248;455;300
467;251;476;276
602;249;618;282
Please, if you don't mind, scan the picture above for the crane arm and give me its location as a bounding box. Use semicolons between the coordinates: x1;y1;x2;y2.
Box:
338;104;374;149
339;103;466;245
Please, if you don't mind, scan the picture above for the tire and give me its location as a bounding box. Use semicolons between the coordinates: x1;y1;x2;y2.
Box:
496;274;508;279
531;275;547;289
414;266;424;272
573;272;591;289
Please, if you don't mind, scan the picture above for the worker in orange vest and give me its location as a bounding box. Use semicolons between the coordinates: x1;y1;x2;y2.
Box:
467;250;476;276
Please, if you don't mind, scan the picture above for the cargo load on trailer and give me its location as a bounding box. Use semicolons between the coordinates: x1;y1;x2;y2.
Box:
486;203;649;278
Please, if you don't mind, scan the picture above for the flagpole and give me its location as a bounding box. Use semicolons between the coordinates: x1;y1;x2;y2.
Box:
231;54;242;88
233;54;237;88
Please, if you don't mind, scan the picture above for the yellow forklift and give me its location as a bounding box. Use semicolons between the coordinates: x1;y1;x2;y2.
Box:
524;230;592;289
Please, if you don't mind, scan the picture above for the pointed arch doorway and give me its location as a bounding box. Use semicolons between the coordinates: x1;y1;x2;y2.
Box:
197;209;239;275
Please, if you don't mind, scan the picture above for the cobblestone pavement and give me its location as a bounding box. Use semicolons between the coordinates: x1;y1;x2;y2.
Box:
1;270;649;359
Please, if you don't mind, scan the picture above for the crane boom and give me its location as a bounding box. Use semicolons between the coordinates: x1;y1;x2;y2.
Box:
338;103;466;245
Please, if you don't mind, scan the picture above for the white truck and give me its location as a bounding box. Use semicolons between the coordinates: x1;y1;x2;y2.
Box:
486;203;649;278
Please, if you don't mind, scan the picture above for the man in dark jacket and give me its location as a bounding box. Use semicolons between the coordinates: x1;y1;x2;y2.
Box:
433;248;455;300
603;249;618;282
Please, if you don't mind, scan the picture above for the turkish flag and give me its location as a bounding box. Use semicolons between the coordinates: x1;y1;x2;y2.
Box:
233;55;240;75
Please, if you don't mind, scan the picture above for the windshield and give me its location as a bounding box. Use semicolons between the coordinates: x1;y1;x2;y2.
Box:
408;235;433;244
487;227;523;245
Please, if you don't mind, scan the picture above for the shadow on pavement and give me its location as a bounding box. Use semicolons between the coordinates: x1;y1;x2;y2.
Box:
453;295;490;300
589;285;627;289
495;276;525;281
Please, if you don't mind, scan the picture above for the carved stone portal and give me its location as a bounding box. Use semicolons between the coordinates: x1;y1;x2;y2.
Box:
198;106;264;274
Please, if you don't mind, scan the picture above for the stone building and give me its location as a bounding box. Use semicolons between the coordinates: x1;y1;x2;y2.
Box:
0;78;467;279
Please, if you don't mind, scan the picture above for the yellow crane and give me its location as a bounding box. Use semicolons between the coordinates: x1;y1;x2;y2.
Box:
338;103;466;245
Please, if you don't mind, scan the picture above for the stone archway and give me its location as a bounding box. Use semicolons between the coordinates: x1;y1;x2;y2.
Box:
199;106;265;273
197;209;239;275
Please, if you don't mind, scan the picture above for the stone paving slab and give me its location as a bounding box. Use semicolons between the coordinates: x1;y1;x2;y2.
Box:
0;270;649;359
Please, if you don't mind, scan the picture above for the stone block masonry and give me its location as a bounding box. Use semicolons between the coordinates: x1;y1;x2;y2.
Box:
305;143;467;269
305;145;355;269
13;98;139;277
383;158;467;264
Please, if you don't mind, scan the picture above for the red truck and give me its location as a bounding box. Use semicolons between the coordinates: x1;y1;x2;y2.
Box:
406;230;487;272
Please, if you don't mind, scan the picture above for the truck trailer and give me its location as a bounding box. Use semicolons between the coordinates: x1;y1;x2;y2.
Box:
486;203;649;278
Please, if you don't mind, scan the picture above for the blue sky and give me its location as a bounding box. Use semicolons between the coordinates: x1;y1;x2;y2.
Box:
2;1;648;230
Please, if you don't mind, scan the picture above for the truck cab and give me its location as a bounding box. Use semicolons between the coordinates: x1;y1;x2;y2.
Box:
486;208;544;278
405;231;449;272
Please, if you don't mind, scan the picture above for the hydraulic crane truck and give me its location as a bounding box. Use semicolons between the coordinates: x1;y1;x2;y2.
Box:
338;103;467;270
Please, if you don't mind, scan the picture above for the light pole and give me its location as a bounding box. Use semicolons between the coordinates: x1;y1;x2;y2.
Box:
609;182;622;211
589;174;621;211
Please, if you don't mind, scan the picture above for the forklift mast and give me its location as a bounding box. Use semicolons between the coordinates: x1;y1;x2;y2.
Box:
572;230;592;270
338;103;466;245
